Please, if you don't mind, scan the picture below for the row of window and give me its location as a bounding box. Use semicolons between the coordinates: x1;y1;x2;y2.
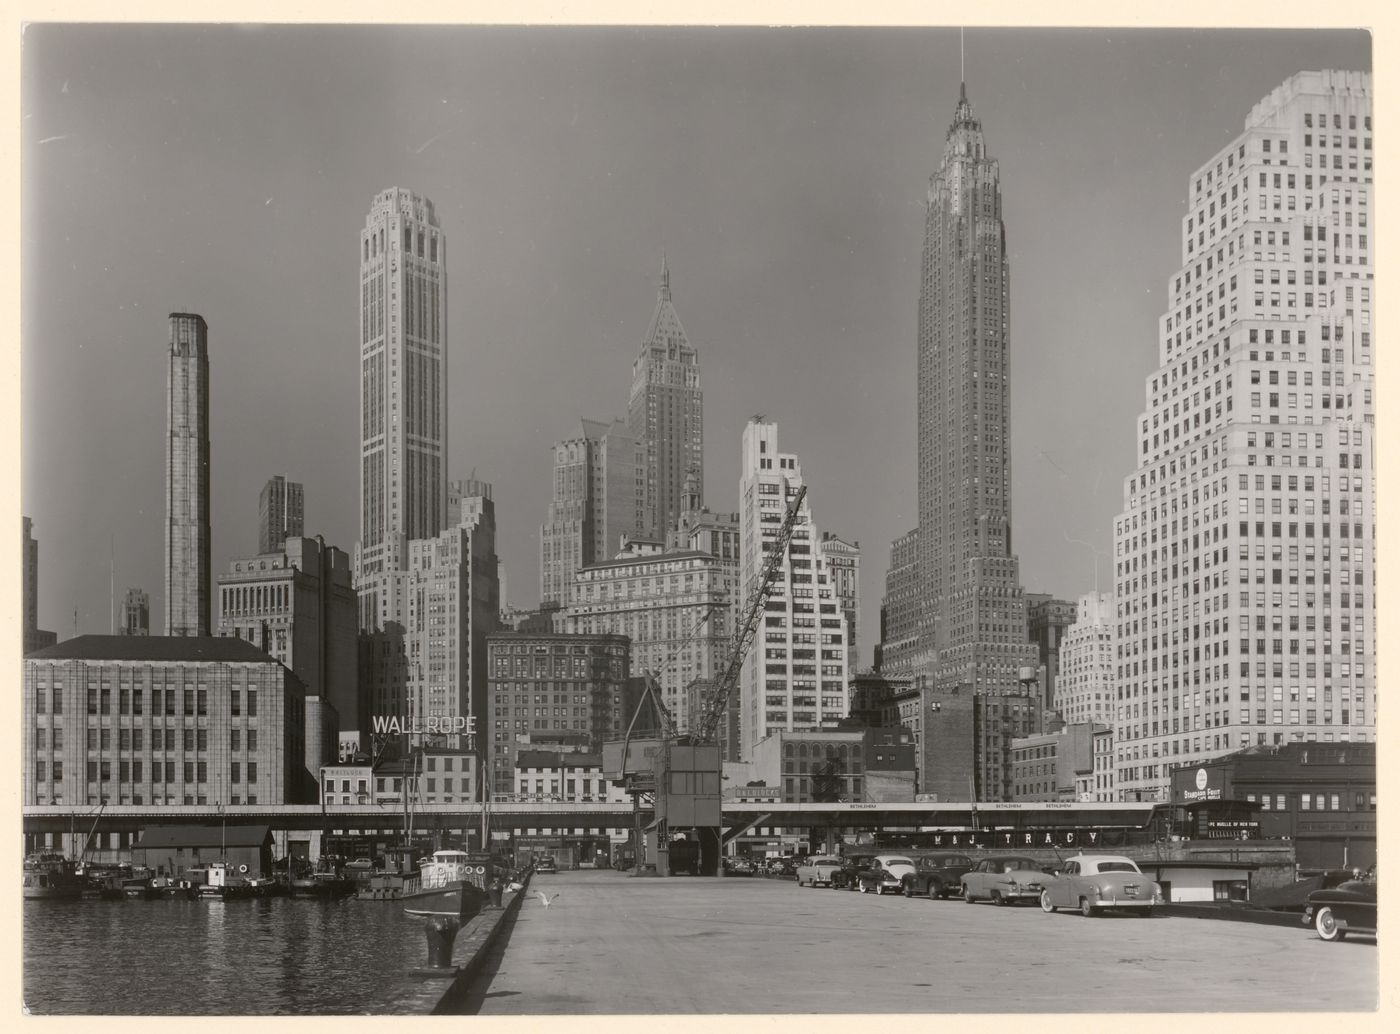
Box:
33;760;258;784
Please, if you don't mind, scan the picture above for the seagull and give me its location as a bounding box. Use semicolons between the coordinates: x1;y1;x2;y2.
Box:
536;891;560;909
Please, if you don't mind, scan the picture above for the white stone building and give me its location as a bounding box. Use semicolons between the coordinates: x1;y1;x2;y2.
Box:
1112;71;1374;802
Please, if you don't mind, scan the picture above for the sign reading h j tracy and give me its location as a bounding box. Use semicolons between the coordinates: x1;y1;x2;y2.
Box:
372;715;477;736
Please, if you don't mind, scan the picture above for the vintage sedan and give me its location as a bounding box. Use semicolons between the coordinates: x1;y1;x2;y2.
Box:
1302;871;1376;942
829;857;866;891
959;856;1050;905
857;854;919;895
1039;854;1163;917
794;855;844;888
901;854;975;899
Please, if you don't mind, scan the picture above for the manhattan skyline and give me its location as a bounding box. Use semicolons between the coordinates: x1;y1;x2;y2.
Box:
21;26;1371;665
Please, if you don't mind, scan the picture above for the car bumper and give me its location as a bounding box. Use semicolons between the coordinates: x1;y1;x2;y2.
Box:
991;885;1045;901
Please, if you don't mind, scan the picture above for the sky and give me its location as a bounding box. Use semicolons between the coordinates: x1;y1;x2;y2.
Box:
19;24;1372;666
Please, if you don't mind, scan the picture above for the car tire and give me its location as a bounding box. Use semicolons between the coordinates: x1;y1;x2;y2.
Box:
1040;889;1056;913
1315;906;1346;942
963;885;975;903
928;881;942;900
992;891;1006;907
859;883;868;894
903;882;914;898
1079;897;1097;918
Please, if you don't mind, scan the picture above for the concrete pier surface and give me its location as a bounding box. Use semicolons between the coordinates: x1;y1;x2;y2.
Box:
457;869;1376;1014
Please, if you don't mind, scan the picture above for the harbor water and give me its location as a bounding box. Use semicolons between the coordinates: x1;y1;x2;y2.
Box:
23;895;440;1014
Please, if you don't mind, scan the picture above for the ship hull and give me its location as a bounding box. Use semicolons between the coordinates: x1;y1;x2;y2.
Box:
401;881;489;919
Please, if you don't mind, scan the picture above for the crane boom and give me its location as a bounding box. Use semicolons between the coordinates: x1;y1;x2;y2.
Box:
694;482;807;745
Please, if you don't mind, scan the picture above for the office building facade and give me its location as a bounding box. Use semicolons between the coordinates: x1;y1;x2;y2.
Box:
1112;71;1374;802
1057;591;1116;727
216;536;359;736
564;543;736;736
1026;594;1077;710
259;476;305;555
539;418;646;605
737;419;850;758
165;312;211;637
817;533;861;675
485;632;630;796
23;635;312;807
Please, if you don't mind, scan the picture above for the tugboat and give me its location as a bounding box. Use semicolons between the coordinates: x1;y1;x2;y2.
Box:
22;853;84;900
400;850;493;919
194;862;257;900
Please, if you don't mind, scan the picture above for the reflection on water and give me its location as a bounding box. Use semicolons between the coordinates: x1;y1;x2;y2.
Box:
23;896;435;1014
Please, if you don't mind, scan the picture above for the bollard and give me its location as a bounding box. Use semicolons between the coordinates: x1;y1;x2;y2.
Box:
417;915;461;975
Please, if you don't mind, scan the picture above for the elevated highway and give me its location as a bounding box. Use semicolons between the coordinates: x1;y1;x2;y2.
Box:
20;800;1162;836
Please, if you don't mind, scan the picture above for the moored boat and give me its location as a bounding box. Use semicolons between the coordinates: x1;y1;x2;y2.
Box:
23;854;84;901
400;850;495;919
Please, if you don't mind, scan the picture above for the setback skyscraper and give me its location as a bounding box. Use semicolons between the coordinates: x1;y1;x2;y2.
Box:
627;257;703;540
915;86;1037;796
1111;70;1374;801
165;312;211;637
355;188;448;631
737;418;850;758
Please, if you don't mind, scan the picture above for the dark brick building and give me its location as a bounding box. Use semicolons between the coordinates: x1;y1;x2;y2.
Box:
1169;742;1376;871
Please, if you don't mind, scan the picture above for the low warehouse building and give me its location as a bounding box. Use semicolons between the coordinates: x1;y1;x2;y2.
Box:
131;824;274;879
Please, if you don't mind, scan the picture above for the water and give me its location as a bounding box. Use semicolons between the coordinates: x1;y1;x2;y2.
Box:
22;895;444;1014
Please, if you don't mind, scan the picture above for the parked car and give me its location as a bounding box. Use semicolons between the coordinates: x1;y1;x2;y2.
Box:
722;856;754;877
960;856;1050;905
857;854;918;895
1039;854;1163;917
901;854;975;899
535;857;558;874
795;855;844;888
1302;870;1376;942
830;857;866;891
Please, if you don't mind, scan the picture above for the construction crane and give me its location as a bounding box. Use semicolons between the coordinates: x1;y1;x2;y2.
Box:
692;481;808;747
606;480;807;875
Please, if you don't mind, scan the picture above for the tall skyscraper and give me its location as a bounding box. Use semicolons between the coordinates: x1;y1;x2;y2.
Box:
915;84;1036;799
1112;71;1374;802
259;475;305;554
737;419;849;758
165;312;211;637
628;257;703;540
119;588;150;637
539;418;645;605
355;188;448;630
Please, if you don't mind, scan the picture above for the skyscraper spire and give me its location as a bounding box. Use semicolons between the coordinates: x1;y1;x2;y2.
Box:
660;250;671;301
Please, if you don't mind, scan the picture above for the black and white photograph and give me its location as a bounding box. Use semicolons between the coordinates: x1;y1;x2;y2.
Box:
16;11;1383;1018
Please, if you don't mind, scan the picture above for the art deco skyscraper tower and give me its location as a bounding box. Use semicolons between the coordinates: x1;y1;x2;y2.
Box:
355;188;448;630
165;312;211;637
917;85;1036;698
628;257;703;540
